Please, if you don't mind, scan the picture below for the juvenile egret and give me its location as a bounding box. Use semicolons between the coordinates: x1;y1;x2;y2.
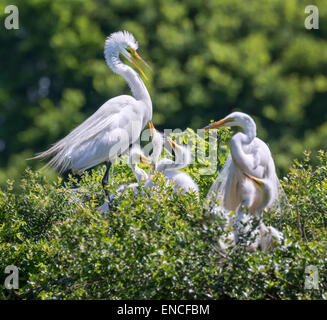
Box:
165;137;200;197
146;122;199;198
204;112;279;215
257;223;284;252
118;145;151;192
218;222;283;252
32;31;152;200
98;145;151;212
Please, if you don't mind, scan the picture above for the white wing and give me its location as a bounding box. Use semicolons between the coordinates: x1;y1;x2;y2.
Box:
34;95;148;173
232;136;272;179
205;154;240;211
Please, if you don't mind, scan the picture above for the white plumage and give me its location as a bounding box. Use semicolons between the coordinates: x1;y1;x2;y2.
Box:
34;31;151;173
32;30;152;201
204;112;283;249
146;123;199;198
205;112;279;216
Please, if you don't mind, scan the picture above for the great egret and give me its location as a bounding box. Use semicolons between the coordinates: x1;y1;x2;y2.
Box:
217;166;284;251
242;173;284;250
32;31;152;200
204;111;279;216
204;111;282;250
257;223;284;252
98;145;151;212
118;145;151;193
146;122;199;198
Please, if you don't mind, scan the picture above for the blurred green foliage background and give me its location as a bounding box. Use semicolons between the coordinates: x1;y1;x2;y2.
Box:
0;0;327;183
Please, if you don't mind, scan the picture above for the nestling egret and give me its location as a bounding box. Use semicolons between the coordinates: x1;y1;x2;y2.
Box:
218;222;284;252
98;145;151;212
117;145;151;194
257;223;284;252
32;31;152;201
146;122;199;198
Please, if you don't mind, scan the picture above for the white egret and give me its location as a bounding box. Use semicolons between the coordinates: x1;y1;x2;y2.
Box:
218;172;284;251
118;145;151;193
243;173;284;251
204;112;279;216
204;112;281;250
32;31;152;201
98;145;151;212
146;122;199;198
218;222;283;252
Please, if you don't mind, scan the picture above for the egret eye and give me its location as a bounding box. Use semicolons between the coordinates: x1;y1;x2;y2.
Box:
126;47;133;54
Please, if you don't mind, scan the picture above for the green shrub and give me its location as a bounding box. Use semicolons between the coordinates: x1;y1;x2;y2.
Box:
0;146;326;300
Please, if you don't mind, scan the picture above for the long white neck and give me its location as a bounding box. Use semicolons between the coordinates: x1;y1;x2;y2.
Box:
104;44;152;110
156;149;189;172
151;138;164;167
230;133;257;176
156;158;175;172
230;120;257;175
240;120;256;144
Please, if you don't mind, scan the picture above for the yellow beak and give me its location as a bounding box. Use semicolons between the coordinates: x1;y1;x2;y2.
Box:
167;137;178;150
139;154;152;165
130;49;152;81
203;117;233;131
244;173;263;186
148;121;155;138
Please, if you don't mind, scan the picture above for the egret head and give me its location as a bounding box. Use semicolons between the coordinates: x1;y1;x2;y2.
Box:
259;224;283;251
128;146;150;183
167;137;191;169
129;145;151;167
148;122;164;165
105;30;152;79
204;112;256;132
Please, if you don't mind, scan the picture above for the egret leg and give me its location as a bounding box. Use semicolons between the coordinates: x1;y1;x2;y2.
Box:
172;148;176;162
102;161;112;201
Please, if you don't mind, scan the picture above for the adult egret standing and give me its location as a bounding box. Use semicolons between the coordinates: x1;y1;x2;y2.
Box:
204;112;281;249
204;112;279;216
243;173;284;251
218;173;284;251
32;31;152;200
146;122;199;198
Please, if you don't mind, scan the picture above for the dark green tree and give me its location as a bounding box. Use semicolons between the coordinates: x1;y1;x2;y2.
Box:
0;0;327;182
